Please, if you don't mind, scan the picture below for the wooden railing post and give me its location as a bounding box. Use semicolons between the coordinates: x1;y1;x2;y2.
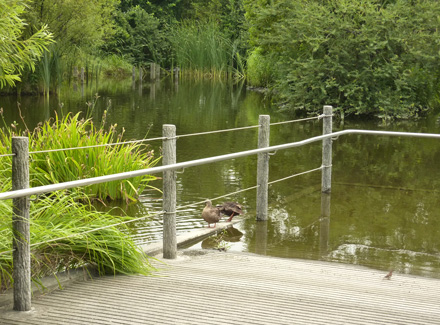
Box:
150;63;156;81
132;66;136;84
12;137;31;311
162;125;177;259
256;115;270;221
322;105;333;193
156;64;161;79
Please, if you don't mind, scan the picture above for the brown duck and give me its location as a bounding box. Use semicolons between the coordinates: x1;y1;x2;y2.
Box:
202;200;222;228
216;201;243;222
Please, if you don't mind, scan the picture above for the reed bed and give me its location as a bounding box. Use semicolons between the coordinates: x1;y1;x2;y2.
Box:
171;21;244;79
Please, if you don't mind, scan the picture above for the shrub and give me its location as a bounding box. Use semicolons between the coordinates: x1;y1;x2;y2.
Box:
246;47;273;87
245;0;440;118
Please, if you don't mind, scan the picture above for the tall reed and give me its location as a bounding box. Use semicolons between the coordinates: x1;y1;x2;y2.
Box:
171;21;244;79
39;49;51;96
38;45;64;95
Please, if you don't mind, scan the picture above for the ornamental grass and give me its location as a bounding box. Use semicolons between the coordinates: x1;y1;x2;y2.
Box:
0;109;161;291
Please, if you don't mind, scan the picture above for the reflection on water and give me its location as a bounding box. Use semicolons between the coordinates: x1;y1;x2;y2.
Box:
1;78;440;278
199;227;244;251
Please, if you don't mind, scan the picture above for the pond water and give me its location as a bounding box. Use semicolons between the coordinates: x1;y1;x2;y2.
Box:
1;77;440;279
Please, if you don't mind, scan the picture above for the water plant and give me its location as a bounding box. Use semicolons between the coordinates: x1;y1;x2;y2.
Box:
0;192;157;291
26;111;160;202
171;21;244;79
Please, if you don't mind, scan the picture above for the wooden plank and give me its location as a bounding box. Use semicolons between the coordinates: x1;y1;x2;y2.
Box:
1;251;439;324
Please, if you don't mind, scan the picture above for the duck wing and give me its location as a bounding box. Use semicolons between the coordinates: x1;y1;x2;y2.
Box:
217;201;243;216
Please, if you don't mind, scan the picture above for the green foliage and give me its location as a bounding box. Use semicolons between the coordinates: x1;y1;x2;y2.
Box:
103;6;171;65
25;0;118;57
246;47;273;87
99;54;134;78
245;0;440;118
0;0;54;88
7;0;119;92
0;192;156;291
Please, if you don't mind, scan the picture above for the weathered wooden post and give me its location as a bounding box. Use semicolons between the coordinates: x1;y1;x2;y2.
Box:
155;63;160;79
162;125;177;259
132;66;136;84
156;64;161;79
150;63;156;81
12;137;31;311
73;66;78;91
256;115;270;221
320;106;332;256
322;105;333;193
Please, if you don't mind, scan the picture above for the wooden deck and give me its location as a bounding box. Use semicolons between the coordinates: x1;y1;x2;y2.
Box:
1;250;440;324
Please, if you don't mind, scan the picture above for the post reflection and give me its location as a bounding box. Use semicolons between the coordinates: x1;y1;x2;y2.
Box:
255;220;268;255
320;192;331;257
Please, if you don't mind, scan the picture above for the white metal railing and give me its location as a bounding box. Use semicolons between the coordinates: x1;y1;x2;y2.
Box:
1;129;440;200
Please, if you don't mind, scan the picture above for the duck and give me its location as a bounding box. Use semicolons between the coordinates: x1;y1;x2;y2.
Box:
216;201;243;222
202;200;222;228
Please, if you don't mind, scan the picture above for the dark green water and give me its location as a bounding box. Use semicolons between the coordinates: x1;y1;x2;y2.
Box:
1;77;440;278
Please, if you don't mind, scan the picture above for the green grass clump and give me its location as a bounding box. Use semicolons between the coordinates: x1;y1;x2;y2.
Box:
0;193;156;291
29;112;160;202
99;54;133;78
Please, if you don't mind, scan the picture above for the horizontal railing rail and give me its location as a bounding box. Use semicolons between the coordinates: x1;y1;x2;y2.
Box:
1;129;439;201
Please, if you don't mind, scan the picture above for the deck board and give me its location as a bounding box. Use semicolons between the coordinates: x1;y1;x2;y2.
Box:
1;250;439;324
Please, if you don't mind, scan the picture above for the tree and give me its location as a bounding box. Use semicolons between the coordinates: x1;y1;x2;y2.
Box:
103;6;171;65
25;0;119;57
0;0;53;88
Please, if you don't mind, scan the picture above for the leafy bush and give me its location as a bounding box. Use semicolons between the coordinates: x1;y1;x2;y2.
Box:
246;47;273;87
245;0;440;118
102;6;171;66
